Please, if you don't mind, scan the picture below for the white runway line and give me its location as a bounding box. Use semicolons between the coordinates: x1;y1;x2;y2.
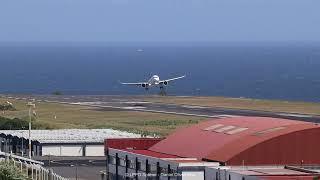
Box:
182;105;208;109
277;113;313;118
15;97;236;119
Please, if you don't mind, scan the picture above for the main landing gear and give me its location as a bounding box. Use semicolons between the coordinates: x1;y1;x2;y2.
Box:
159;86;167;96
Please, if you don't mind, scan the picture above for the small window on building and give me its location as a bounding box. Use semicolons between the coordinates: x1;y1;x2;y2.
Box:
149;164;157;173
108;156;116;165
128;160;135;169
119;158;126;167
160;167;168;174
146;164;151;172
137;161;142;171
170;168;177;174
141;163;147;171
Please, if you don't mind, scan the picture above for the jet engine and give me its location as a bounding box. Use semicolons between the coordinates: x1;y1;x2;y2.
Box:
163;81;168;86
141;83;149;89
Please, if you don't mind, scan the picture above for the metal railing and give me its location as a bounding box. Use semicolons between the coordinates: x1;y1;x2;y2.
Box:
0;151;69;180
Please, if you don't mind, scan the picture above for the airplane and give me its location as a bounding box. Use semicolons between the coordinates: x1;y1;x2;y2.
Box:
120;75;186;91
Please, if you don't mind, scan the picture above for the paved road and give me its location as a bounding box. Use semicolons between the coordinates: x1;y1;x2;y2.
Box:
35;156;106;180
3;95;320;122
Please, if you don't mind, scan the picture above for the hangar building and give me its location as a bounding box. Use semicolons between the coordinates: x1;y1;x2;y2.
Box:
0;129;141;157
105;116;320;180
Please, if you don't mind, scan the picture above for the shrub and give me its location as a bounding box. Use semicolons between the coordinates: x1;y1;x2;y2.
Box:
0;160;30;180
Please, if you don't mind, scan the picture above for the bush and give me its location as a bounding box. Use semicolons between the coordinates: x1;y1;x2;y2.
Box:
0;117;29;130
0;160;30;180
0;116;52;130
0;104;16;111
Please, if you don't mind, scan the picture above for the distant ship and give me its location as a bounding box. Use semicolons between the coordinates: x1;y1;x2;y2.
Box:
136;49;144;52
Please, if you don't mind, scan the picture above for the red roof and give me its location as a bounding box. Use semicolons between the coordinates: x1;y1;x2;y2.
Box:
105;138;163;150
122;149;179;158
149;117;320;164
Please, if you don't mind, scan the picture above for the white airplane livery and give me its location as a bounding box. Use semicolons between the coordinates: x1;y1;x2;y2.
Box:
120;75;185;90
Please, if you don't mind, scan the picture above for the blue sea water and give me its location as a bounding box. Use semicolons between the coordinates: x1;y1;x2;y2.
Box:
0;43;320;102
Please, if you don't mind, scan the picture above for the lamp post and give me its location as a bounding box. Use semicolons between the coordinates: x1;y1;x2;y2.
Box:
27;101;35;159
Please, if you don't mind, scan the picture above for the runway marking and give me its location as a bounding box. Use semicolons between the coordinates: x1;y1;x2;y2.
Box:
46;100;232;118
121;102;151;104
122;106;146;109
277;113;313;118
182;105;208;109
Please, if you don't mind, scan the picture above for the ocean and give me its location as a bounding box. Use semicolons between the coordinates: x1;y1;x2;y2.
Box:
0;43;320;102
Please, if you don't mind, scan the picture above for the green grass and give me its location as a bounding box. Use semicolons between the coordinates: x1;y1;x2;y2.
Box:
3;95;318;136
0;98;201;136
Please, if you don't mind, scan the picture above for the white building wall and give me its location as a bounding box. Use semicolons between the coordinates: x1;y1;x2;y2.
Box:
182;171;204;180
85;145;104;156
61;145;83;156
42;145;83;156
42;146;61;156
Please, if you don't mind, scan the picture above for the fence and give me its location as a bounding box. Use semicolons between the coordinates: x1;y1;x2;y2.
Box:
0;151;68;180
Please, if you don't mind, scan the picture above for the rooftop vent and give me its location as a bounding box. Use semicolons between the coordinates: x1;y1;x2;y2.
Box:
203;124;224;131
214;126;236;133
225;127;249;135
253;127;286;136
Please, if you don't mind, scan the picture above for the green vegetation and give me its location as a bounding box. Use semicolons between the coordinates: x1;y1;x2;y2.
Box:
0;116;50;130
2;95;320;136
0;97;201;136
0;117;28;130
0;160;30;180
0;104;16;111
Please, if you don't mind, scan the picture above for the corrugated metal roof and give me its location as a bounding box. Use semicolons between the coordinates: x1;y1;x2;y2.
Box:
105;138;162;150
0;129;142;143
123;149;179;158
149;117;320;163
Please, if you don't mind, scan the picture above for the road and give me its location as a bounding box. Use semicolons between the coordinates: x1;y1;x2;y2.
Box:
35;156;106;180
3;94;320;122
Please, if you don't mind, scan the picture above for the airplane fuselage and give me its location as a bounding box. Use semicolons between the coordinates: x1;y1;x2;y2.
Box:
120;74;185;91
147;75;160;86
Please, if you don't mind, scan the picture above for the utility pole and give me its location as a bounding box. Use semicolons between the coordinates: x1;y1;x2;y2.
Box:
27;101;35;159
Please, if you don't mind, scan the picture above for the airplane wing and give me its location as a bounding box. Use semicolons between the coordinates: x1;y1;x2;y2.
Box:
119;81;146;86
159;75;186;83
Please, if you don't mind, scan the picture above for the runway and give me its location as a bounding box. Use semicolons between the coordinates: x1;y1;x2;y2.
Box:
3;95;320;122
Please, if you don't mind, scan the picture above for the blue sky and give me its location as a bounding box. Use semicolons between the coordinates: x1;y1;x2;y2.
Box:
0;0;319;42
